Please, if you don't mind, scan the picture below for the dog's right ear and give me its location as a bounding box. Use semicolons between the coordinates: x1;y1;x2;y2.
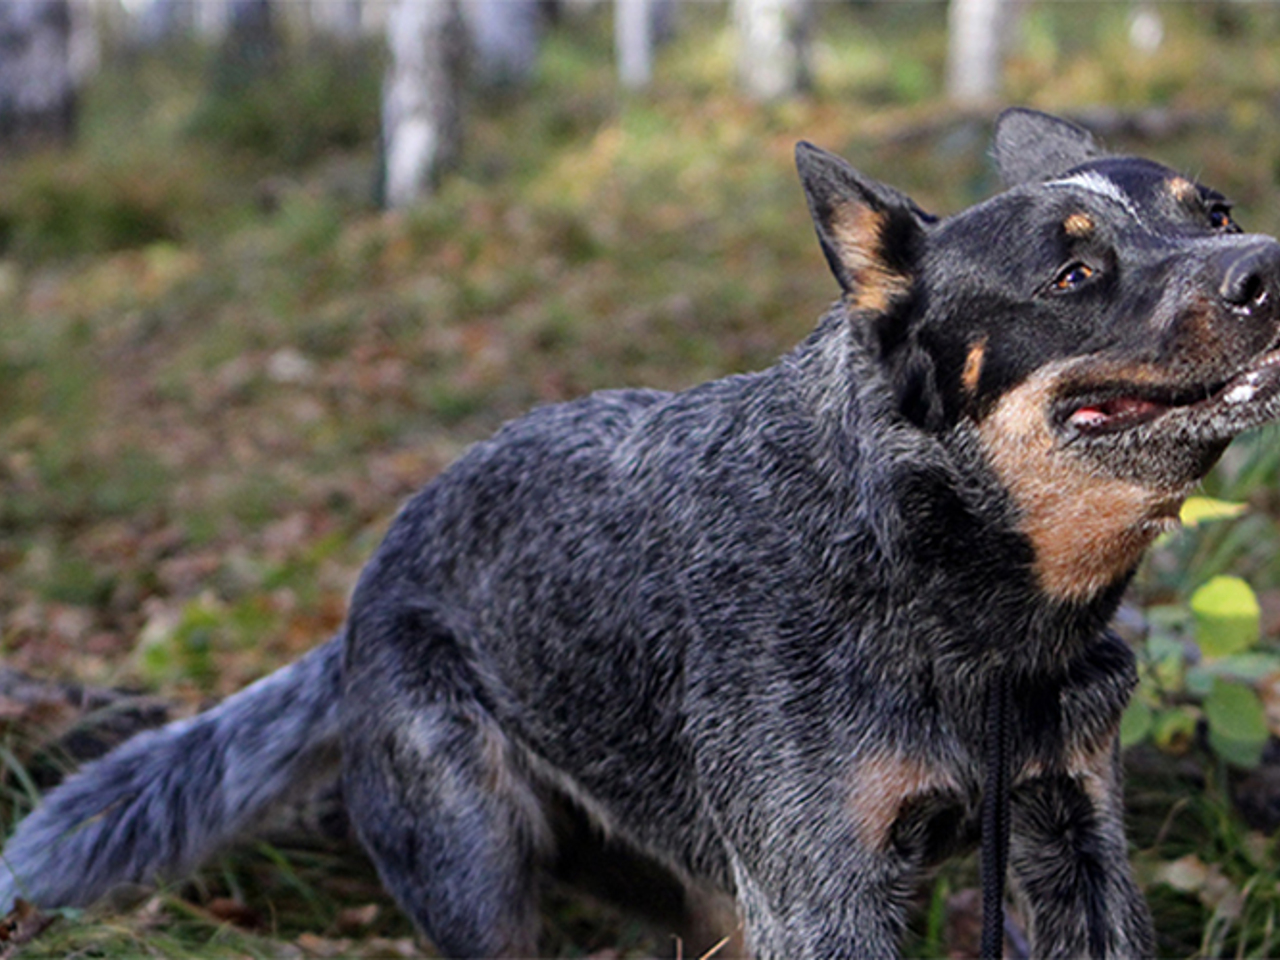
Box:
795;141;931;313
992;108;1106;186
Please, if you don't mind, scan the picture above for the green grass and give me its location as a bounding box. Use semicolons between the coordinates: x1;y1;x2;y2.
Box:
6;2;1280;955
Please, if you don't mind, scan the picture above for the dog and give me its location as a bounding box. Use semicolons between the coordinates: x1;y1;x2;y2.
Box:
4;108;1280;958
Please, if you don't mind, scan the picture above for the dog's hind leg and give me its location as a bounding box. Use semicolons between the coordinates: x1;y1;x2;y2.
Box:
341;611;548;958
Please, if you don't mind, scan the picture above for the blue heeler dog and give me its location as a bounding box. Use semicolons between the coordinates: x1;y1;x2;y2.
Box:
5;109;1280;958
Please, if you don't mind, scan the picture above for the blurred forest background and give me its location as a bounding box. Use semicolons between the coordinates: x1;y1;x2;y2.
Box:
6;1;1280;957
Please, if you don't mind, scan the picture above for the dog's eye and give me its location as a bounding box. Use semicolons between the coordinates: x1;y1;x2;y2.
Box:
1052;262;1095;292
1209;205;1239;233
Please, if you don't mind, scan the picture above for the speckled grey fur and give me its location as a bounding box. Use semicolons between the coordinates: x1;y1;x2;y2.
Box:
0;637;342;908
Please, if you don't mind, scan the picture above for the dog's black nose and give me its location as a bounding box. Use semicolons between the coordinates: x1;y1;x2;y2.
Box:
1219;241;1280;313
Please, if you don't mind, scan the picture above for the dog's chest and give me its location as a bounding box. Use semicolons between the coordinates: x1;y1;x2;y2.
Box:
845;677;1123;861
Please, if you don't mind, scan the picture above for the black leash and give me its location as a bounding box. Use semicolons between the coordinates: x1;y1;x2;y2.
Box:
979;672;1013;960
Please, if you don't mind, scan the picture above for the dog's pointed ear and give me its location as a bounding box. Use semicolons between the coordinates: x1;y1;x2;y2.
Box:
992;108;1107;186
795;141;930;311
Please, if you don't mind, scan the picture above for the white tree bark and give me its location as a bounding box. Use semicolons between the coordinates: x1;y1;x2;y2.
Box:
193;0;231;40
615;0;651;90
946;0;1010;104
0;0;76;149
382;0;464;209
733;0;811;102
67;0;98;81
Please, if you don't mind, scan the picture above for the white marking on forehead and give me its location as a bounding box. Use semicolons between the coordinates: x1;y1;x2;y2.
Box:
1046;171;1146;228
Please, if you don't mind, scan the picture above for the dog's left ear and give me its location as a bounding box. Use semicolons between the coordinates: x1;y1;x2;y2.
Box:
795;141;931;313
992;108;1107;186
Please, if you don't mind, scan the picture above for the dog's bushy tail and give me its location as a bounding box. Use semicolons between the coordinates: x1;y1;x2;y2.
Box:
0;634;344;909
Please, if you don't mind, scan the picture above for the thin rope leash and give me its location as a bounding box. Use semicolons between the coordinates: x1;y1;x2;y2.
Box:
979;672;1013;960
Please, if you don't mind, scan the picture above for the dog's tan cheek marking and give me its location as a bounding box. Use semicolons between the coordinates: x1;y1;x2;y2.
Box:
847;753;959;851
962;338;986;397
978;365;1183;602
829;205;911;313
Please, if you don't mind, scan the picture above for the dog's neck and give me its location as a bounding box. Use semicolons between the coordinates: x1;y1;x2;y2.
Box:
782;317;1129;682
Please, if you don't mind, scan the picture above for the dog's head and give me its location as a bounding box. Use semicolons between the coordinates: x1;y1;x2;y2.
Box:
797;110;1280;601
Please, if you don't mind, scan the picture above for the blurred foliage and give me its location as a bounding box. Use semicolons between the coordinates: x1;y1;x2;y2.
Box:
191;36;386;169
1125;543;1277;769
6;1;1280;956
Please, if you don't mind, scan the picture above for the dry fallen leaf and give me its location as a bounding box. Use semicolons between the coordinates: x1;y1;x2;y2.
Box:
205;896;263;929
0;899;56;957
296;932;355;957
335;902;381;933
1157;853;1212;893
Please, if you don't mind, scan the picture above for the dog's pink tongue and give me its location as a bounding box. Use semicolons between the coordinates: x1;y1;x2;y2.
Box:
1069;396;1162;428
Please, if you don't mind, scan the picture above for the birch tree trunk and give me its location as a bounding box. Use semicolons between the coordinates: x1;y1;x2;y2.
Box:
0;0;76;150
733;0;812;102
616;0;651;90
614;0;675;90
946;0;1011;104
381;0;465;209
194;0;231;41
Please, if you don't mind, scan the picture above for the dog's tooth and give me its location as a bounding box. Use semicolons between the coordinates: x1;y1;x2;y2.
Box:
1225;382;1257;404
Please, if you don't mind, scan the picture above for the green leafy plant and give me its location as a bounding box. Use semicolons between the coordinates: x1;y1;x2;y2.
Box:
1124;498;1280;769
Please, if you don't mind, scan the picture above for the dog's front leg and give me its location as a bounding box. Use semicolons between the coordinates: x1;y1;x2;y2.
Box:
728;835;921;960
1008;742;1154;959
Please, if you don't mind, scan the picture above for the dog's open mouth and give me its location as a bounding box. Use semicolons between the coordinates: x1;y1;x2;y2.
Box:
1059;344;1280;439
1066;395;1168;432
